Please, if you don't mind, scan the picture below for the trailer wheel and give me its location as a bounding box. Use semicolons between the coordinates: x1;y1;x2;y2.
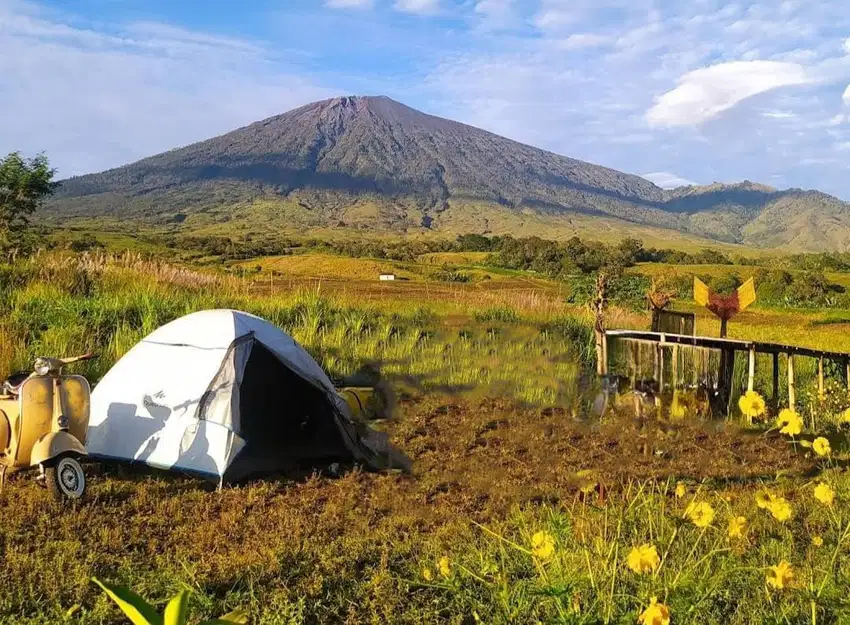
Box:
44;455;86;502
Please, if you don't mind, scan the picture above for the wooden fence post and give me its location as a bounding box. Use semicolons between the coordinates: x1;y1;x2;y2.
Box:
772;352;779;411
787;353;796;411
747;346;756;392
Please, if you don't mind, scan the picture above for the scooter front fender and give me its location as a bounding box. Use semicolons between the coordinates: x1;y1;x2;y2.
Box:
31;431;87;466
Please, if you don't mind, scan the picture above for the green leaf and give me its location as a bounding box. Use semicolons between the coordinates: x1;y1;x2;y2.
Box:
163;591;190;625
91;577;163;625
198;608;249;624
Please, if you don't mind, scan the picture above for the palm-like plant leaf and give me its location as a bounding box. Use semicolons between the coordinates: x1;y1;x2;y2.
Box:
91;577;163;625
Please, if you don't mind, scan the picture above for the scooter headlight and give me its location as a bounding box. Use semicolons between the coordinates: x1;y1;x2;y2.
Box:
34;358;50;376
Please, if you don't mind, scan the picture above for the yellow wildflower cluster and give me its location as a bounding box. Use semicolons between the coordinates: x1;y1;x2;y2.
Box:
777;408;803;436
638;597;670;625
627;544;660;574
812;437;831;457
766;560;794;590
738;390;766;420
814;482;835;507
756;492;793;522
531;531;556;561
684;501;715;528
727;516;747;539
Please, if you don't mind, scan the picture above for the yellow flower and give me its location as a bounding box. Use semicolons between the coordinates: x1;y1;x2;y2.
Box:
777;408;802;436
637;597;671;625
422;567;433;582
768;497;793;522
627;544;660;574
756;491;774;509
812;535;824;547
766;560;794;590
674;482;686;499
438;556;451;578
531;531;556;561
813;437;831;457
814;482;835;507
841;407;850;423
727;516;747;539
738;390;766;419
684;501;715;528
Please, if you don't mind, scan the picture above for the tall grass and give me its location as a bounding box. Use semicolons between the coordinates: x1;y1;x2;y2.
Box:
0;255;592;407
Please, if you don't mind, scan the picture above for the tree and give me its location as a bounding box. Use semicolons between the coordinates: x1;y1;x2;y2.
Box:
0;152;58;250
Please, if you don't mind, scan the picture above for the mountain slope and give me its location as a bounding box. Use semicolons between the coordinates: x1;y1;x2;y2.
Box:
49;96;850;251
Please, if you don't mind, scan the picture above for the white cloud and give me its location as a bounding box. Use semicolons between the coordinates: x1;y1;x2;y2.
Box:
829;113;846;125
843;84;850;106
474;0;511;18
844;37;850;54
394;0;439;15
0;3;335;177
557;33;611;50
646;61;811;127
326;0;373;8
761;110;796;119
533;9;575;31
641;171;698;188
472;0;515;30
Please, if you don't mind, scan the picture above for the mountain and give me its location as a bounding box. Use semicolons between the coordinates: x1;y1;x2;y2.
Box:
49;96;850;251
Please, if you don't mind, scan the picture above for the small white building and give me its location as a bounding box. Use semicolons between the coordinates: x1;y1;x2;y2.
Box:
379;273;396;281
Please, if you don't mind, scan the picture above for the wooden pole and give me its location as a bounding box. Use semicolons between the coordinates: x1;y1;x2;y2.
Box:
630;341;638;389
772;352;779;411
658;340;665;392
672;344;680;389
787;353;796;411
747;346;756;392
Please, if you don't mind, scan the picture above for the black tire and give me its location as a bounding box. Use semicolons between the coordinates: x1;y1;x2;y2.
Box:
44;455;86;502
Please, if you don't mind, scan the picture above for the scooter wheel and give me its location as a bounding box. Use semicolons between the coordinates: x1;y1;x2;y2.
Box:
45;455;86;502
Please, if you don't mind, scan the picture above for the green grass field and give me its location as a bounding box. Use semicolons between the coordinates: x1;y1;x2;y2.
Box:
2;251;850;624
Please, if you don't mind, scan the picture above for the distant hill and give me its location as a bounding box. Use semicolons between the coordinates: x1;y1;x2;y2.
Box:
48;96;850;251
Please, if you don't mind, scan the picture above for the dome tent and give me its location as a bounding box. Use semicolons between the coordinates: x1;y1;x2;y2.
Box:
86;309;385;483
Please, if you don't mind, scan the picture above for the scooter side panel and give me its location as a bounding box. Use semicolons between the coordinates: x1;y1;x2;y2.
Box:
60;376;91;444
15;378;53;467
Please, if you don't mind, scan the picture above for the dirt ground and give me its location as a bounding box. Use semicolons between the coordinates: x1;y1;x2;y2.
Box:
374;395;817;520
0;393;822;624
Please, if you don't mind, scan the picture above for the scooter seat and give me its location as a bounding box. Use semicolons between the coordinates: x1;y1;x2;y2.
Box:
2;372;29;396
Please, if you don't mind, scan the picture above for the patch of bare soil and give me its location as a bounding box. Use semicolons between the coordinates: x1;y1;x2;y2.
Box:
372;394;817;522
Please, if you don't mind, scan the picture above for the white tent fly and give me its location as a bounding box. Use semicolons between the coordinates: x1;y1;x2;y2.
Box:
86;309;381;482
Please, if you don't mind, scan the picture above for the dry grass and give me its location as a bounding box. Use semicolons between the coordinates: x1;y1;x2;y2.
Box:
2;252;850;624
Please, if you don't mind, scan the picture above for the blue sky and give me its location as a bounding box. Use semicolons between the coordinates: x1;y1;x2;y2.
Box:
2;0;850;199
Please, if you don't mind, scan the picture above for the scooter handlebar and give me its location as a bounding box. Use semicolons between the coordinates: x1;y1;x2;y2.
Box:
58;353;95;365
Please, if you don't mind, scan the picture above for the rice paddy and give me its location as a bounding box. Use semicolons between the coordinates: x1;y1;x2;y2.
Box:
2;251;850;624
